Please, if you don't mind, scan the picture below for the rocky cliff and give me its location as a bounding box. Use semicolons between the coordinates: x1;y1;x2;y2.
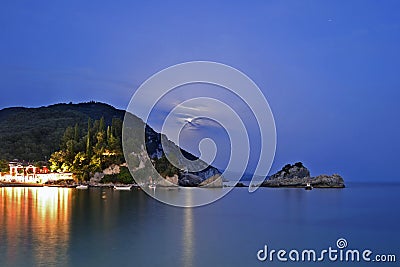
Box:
261;162;345;188
178;172;223;187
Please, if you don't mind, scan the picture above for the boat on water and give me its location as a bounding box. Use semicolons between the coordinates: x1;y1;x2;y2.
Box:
76;185;88;189
148;184;156;189
148;177;156;189
305;183;313;190
113;185;132;191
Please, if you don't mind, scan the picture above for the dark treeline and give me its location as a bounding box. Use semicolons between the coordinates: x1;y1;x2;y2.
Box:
0;102;126;162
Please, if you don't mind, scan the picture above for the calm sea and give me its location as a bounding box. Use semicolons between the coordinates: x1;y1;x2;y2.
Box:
0;183;399;267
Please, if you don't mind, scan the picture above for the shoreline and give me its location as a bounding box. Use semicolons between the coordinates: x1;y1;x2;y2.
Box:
258;184;345;188
0;183;345;189
0;182;139;189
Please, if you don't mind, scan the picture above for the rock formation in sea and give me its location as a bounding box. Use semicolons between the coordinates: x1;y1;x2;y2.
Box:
261;162;345;188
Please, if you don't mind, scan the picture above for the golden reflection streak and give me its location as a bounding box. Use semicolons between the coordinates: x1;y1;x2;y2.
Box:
0;187;71;266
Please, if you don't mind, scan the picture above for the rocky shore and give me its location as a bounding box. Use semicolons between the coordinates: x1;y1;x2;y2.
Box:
260;162;345;188
2;162;344;189
178;173;223;187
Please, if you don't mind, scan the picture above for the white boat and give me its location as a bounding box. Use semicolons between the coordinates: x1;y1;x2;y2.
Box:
113;185;132;191
148;177;156;189
76;185;88;189
305;183;313;190
148;184;156;189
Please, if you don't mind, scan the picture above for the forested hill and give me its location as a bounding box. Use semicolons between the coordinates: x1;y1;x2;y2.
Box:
0;102;125;161
0;101;221;182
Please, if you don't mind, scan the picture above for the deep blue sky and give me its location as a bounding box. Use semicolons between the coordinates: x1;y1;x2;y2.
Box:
1;1;400;181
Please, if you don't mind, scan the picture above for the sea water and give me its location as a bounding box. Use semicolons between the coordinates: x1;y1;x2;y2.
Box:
0;183;399;267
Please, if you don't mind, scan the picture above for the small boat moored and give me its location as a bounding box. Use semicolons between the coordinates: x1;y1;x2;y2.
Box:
148;184;156;190
113;185;132;191
305;183;313;190
76;185;88;189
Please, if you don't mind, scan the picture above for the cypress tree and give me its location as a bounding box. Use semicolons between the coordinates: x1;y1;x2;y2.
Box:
107;125;111;143
86;118;92;157
99;117;105;134
74;123;79;142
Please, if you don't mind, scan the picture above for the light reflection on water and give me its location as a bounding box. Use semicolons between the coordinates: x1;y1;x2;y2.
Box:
182;192;194;267
0;187;71;267
0;184;399;267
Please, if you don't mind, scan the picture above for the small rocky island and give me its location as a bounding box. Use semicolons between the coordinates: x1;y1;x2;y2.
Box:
260;162;345;188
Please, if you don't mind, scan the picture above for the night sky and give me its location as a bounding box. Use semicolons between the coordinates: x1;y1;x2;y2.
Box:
1;1;400;181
